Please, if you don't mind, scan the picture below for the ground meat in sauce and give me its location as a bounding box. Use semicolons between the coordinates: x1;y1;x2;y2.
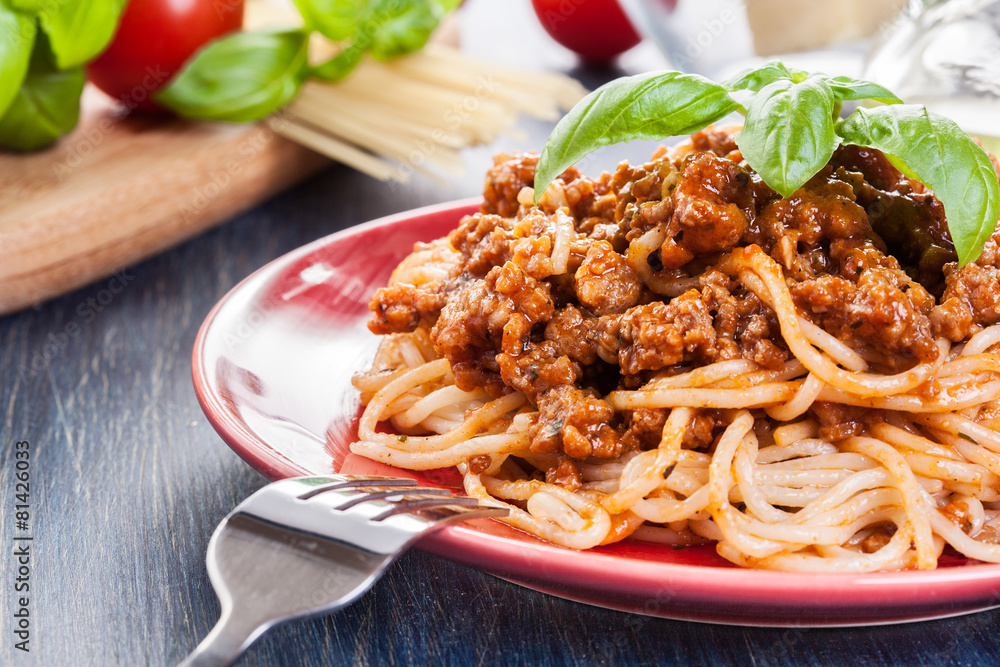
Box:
621;408;668;451
431;261;554;394
746;169;875;280
661;152;755;268
811;402;872;441
597;291;718;375
497;341;581;401
832;145;954;292
530;384;622;458
368;282;449;335
546;455;583;490
791;271;938;362
369;126;1000;461
575;240;643;315
482;153;538;218
700;269;787;369
544;305;600;366
932;232;1000;341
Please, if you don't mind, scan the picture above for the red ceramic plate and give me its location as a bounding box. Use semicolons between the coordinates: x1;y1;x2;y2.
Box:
193;199;1000;626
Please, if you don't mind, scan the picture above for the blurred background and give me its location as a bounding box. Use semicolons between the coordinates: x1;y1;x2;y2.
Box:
4;0;999;316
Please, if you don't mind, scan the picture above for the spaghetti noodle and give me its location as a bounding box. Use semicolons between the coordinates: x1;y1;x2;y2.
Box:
350;126;1000;571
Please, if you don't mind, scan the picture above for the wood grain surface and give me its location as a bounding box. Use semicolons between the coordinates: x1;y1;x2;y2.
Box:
0;87;327;316
2;2;1000;665
0;8;462;318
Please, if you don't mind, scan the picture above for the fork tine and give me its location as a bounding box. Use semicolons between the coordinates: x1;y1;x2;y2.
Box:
296;477;417;500
389;504;510;526
332;487;455;511
370;497;504;521
183;474;510;666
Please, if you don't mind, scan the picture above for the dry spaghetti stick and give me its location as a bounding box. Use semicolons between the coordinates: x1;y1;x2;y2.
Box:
346;64;520;126
420;44;588;107
386;56;565;121
297;85;468;147
287;98;464;175
268;117;401;181
300;82;484;143
310;75;519;144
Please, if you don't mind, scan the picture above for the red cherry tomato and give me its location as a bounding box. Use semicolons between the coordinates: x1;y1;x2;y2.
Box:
87;0;245;111
531;0;642;63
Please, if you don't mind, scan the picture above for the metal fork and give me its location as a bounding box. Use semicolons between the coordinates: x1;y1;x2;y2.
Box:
179;474;507;667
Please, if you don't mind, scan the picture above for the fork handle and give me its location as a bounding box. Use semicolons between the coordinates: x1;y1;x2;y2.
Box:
179;607;266;667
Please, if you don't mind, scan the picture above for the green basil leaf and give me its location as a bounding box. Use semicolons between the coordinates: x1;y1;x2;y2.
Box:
534;71;738;200
156;29;309;123
8;0;46;13
292;0;365;41
0;33;84;151
312;44;364;82
736;76;839;197
724;61;793;92
431;0;461;11
360;0;440;61
836;105;1000;266
0;1;36;119
38;0;127;69
823;75;901;104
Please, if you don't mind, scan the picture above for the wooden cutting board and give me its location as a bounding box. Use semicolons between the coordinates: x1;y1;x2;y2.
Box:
0;86;329;315
0;16;475;316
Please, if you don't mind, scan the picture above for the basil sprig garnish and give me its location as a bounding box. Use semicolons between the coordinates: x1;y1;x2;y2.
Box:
158;0;461;108
735;75;839;199
534;62;1000;266
0;30;84;151
0;0;124;151
38;0;128;70
0;1;35;120
837;105;1000;266
534;71;738;201
156;29;310;123
0;0;459;150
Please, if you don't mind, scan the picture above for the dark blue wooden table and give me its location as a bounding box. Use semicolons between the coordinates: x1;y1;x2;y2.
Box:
3;1;1000;665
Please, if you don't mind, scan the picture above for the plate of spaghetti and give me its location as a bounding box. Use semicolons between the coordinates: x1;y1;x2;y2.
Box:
193;124;1000;626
